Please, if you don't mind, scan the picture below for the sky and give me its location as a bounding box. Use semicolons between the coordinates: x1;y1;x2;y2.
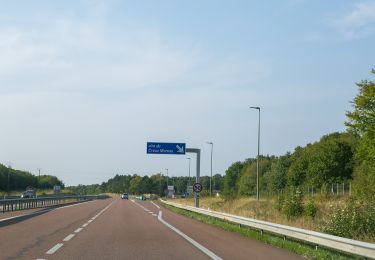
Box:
0;0;374;186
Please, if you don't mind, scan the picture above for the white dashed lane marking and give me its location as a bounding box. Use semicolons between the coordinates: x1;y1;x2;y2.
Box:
46;243;64;255
75;227;83;233
37;200;116;259
63;234;75;242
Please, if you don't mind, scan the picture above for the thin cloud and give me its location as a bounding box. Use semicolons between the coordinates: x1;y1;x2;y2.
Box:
329;2;375;39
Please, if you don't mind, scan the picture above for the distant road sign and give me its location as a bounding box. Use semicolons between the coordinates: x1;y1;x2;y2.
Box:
187;185;193;193
147;142;186;155
193;182;202;193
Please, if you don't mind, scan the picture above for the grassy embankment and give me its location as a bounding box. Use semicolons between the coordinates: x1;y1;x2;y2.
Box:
173;196;349;233
165;195;371;259
163;203;360;260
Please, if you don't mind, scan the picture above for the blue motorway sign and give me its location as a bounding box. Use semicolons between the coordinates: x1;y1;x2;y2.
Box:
147;142;186;155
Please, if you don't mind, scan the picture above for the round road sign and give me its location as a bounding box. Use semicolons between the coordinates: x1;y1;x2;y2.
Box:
193;182;202;193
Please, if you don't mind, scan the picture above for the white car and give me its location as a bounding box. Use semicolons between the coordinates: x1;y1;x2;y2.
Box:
121;193;128;199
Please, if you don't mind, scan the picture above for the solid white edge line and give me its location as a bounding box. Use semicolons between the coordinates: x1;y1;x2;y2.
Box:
82;223;88;227
74;228;83;233
151;201;161;209
88;219;93;223
46;243;64;254
63;234;75;242
158;211;222;260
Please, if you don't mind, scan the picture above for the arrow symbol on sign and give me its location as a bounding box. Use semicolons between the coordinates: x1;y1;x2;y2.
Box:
176;145;184;153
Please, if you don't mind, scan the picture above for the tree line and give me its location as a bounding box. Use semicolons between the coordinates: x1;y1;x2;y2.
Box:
221;132;357;198
0;164;64;192
68;174;224;196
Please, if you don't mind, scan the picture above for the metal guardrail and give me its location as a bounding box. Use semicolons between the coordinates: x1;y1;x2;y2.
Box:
160;199;375;259
0;194;109;213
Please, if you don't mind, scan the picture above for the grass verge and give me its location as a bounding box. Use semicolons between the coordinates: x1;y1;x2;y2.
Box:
163;204;362;260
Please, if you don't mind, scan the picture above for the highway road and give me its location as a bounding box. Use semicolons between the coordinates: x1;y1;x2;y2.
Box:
0;197;302;260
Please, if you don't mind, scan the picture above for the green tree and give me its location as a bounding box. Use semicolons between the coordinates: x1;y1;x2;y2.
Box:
346;69;375;200
129;176;142;194
212;174;223;191
222;161;244;199
287;146;309;187
263;153;291;195
305;133;356;187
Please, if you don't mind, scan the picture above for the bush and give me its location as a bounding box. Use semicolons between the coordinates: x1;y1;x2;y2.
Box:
275;194;284;212
282;187;304;219
323;199;375;240
304;199;318;218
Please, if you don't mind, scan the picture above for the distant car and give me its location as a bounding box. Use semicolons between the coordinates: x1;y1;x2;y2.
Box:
121;193;128;199
21;191;35;198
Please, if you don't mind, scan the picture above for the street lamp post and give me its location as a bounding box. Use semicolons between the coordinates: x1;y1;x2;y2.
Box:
166;168;169;187
187;157;191;187
250;106;261;201
160;172;162;197
7;165;11;196
206;142;213;197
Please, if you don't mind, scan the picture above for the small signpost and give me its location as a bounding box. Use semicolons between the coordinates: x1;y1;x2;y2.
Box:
193;182;202;193
167;185;174;197
187;185;193;193
53;185;61;194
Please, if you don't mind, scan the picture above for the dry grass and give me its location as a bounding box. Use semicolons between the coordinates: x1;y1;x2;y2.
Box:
172;195;348;233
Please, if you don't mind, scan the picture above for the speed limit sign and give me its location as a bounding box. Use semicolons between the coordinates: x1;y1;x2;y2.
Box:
193;182;202;193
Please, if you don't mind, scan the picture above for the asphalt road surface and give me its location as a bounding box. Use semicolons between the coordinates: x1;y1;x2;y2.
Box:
0;197;303;260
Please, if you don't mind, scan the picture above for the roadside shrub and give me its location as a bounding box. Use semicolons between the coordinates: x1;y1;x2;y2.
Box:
304;199;318;218
275;194;284;212
318;183;330;201
282;187;304;219
199;190;210;197
323;199;375;240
